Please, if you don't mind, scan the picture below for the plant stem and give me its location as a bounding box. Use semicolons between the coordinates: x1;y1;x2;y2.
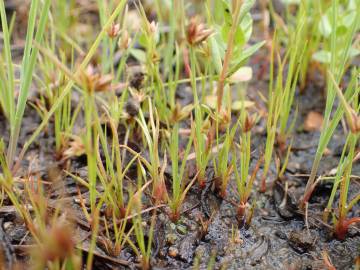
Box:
216;0;242;112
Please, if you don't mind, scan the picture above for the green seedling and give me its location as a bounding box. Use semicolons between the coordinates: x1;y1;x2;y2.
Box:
213;119;237;198
136;4;168;120
324;132;360;240
137;98;168;202
260;33;282;192
126;170;157;270
277;21;306;151
168;119;196;221
35;42;77;155
188;40;213;189
12;0;127;174
0;0;51;167
271;1;320;91
96;108;138;218
260;17;306;191
322;70;360;239
233;107;262;225
301;0;360;207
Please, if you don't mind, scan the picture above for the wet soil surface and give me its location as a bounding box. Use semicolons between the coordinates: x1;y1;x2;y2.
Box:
1;60;359;269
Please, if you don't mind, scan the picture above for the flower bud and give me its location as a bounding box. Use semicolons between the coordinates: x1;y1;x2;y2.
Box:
107;23;120;38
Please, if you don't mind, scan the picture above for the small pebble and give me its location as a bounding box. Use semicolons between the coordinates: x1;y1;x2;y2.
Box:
189;224;197;231
3;222;12;230
124;98;139;117
168;247;178;258
176;224;187;235
170;223;176;230
275;230;287;240
224;218;231;225
166;233;177;245
129;72;145;90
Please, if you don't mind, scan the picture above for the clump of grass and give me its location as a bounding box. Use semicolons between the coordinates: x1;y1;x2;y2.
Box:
260;33;281;192
301;0;360;207
213;119;237;198
137;98;168;202
325;131;360;240
277;22;306;151
34;42;81;157
0;0;51;167
0;140;81;269
187;19;214;188
11;0;128;174
322;70;360;240
127;175;156;270
168;112;196;221
260;15;306;191
233;106;262;225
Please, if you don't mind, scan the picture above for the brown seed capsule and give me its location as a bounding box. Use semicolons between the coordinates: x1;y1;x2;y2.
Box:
130;72;145;90
349;111;360;133
149;21;158;34
118;30;131;50
107;23;120;38
243;114;256;133
79;65;115;93
62;135;85;160
186;17;213;46
124;98;140;117
168;247;178;258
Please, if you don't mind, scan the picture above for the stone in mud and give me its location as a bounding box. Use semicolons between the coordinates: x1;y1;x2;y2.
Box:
179;232;198;263
288;230;314;254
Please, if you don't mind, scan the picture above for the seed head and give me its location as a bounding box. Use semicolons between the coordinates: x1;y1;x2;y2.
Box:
243;113;256;133
349;110;360;134
186;17;213;46
118;30;131;50
80;65;123;93
107;23;121;38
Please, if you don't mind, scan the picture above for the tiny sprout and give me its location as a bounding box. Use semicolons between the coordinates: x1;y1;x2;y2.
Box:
186;17;213;46
107;23;121;38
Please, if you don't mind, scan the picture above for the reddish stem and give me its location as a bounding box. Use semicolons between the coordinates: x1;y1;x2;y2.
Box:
182;46;191;78
237;202;246;220
169;209;180;223
260;175;266;193
335;217;360;240
197;173;206;189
